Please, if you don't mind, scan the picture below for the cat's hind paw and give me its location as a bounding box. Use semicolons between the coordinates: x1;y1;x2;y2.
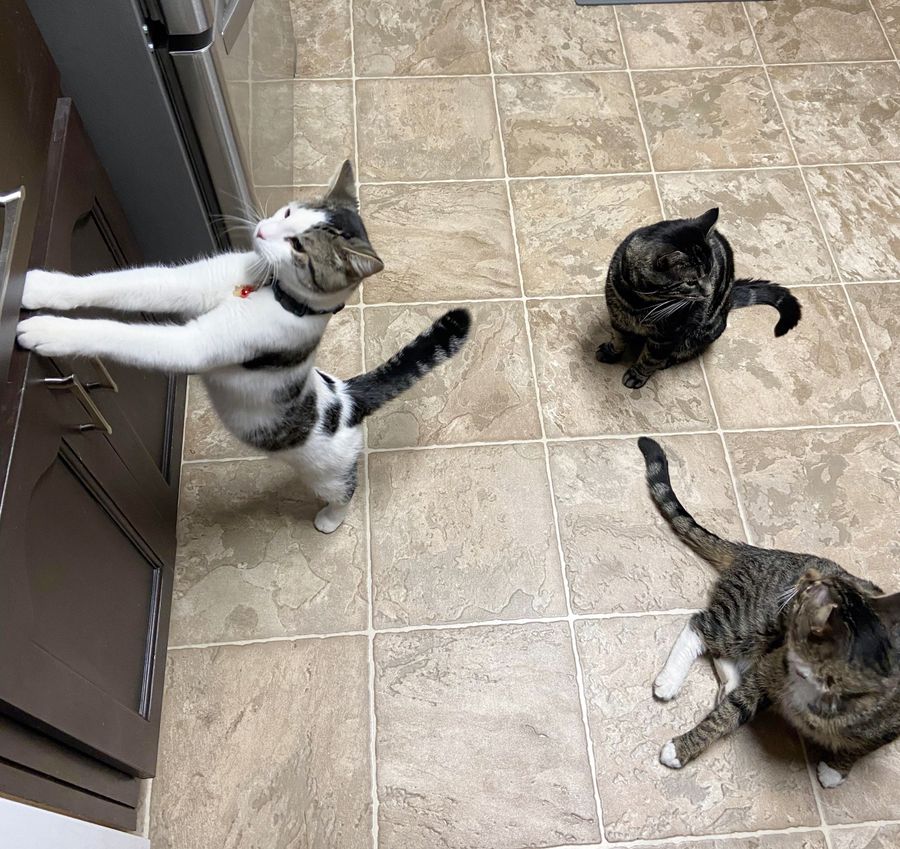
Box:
659;741;683;769
595;341;623;364
17;315;86;357
22;269;79;311
314;503;348;534
817;762;846;789
623;368;649;390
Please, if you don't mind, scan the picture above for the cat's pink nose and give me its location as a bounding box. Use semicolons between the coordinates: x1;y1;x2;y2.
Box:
256;228;266;240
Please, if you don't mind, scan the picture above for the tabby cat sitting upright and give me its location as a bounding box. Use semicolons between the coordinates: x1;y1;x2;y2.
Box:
596;208;801;388
637;437;899;788
17;160;471;534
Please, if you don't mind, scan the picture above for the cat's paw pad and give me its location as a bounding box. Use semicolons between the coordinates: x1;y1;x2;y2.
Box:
623;369;649;390
22;269;78;311
595;342;622;364
16;315;84;357
653;670;681;701
817;762;845;789
659;741;682;769
314;505;347;534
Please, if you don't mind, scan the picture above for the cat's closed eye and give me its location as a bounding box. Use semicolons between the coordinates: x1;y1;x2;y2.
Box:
284;208;291;219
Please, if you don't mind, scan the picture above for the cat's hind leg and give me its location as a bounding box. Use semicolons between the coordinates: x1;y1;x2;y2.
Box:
311;459;358;535
654;618;706;701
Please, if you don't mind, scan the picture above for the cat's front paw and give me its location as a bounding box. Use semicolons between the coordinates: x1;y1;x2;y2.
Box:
17;315;89;357
595;341;623;364
659;741;683;769
817;761;846;789
22;269;79;311
623;368;649;389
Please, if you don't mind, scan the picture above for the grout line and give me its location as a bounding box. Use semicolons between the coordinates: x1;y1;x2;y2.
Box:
249;159;900;190
345;8;381;847
480;0;607;839
247;57;900;85
167;610;701;653
181;420;897;465
739;9;837;843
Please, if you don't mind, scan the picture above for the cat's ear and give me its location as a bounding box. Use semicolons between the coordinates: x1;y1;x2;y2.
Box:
807;582;838;635
872;592;900;628
695;207;719;237
337;237;384;279
324;159;358;209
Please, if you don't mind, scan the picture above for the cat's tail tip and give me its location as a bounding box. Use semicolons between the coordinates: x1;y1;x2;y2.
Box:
435;308;472;352
773;295;802;337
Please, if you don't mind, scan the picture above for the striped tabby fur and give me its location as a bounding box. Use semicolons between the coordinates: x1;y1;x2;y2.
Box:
596;208;801;389
638;437;900;788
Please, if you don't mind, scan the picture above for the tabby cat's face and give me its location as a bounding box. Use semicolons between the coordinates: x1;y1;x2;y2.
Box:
785;573;895;719
253;160;383;303
627;207;720;302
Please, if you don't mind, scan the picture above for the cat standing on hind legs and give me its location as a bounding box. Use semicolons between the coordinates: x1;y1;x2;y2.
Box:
596;207;802;388
637;437;900;788
18;160;472;533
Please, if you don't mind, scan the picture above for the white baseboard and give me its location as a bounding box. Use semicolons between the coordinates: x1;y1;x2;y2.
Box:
0;797;149;849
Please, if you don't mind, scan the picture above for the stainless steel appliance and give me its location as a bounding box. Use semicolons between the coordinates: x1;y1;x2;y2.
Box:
26;0;256;262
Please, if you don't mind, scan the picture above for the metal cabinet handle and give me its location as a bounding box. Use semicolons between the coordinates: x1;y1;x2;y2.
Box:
43;374;113;435
86;357;119;392
0;187;25;309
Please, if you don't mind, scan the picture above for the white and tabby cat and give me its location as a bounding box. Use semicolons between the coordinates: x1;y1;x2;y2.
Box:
17;160;471;533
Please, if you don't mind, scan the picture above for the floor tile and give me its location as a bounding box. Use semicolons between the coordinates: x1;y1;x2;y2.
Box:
549;434;744;614
221;18;250;81
618;3;759;68
769;63;900;165
727;425;900;591
359;182;518;303
747;0;894;62
496;73;648;177
484;0;623;72
576;616;819;841
356;77;502;181
657;169;837;286
704;286;888;428
805;164;900;281
848;283;900;410
833;824;900;848
353;0;489;76
251;0;352;79
151;638;370;849
251;80;353;185
173;459;368;645
872;0;900;51
511;175;661;297
818;745;900;824
527;297;716;437
368;444;565;627
374;623;599;849
363;302;541;448
634;68;794;170
183;309;361;461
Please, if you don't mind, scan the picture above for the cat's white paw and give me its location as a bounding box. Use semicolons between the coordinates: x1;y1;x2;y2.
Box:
654;669;682;701
314;504;347;534
22;269;79;311
17;315;88;357
817;761;845;789
659;741;682;769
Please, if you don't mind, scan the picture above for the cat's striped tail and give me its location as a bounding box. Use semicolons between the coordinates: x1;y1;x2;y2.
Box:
731;278;801;337
638;437;737;572
345;308;471;425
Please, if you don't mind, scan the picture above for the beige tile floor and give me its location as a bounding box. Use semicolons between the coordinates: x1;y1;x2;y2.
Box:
148;0;900;846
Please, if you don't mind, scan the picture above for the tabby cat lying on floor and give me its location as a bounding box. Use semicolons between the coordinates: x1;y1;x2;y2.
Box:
17;161;471;534
596;208;801;388
637;437;899;788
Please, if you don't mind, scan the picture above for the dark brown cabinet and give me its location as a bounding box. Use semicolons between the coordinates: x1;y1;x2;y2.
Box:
0;1;183;833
